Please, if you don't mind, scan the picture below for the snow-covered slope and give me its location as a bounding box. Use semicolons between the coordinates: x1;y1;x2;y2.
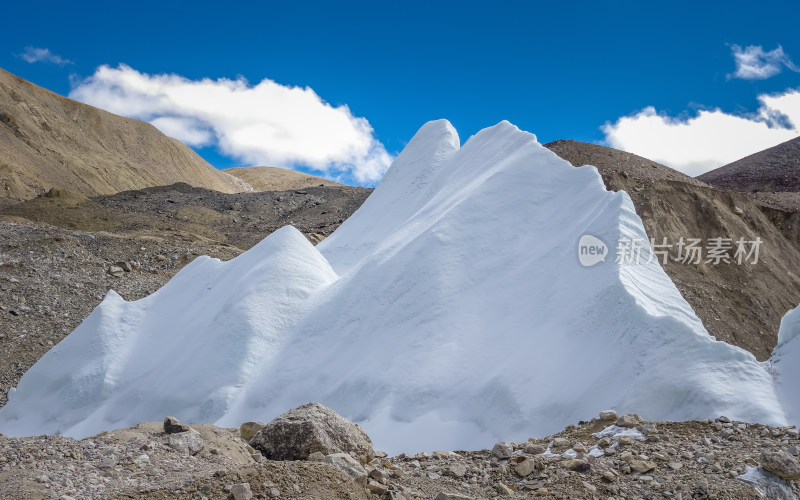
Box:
0;120;790;453
771;306;800;426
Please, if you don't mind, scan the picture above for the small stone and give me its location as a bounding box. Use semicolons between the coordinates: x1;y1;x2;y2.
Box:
552;437;570;449
496;482;514;496
324;453;368;485
98;456;116;468
573;441;588;453
230;483;252;500
107;265;124;277
239;421;266;441
492;441;514;458
761;450;800;480
515;457;540;477
116;261;132;272
443;463;467;478
616;414;643;428
602;470;618;482
269;487;281;497
367;480;389;495
156;254;167;262
307;451;325;461
562;459;590;472
734;206;744;215
524;442;546;455
427;471;441;479
434;493;474;500
599;410;618;421
163;416;190;434
167;428;204;455
618;435;636;446
630;460;657;473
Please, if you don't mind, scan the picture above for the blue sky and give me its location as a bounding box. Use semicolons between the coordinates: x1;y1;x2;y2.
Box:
3;0;800;185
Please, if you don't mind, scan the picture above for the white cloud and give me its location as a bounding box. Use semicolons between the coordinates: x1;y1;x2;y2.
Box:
729;44;800;80
601;88;800;176
18;47;73;66
69;64;393;183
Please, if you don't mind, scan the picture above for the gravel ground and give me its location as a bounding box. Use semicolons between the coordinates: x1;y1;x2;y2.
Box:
0;412;797;499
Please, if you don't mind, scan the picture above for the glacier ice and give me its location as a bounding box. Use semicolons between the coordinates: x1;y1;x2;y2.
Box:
0;120;791;453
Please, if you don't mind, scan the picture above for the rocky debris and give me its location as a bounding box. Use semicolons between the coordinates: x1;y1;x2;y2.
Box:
239;421;266;441
1;410;800;499
491;441;513;459
761;449;800;480
616;413;644;428
249;402;373;461
167;428;204;456
163;416;191;434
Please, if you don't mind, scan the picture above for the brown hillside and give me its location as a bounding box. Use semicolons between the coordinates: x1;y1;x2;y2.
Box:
697;136;800;193
225;166;345;191
0;68;251;199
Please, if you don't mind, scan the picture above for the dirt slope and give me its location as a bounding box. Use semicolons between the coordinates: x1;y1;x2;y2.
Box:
0;68;251;199
697;136;800;193
225;166;345;191
546;140;800;360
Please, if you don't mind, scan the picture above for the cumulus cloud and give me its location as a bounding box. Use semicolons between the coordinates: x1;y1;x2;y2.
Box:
18;47;73;66
601;89;800;176
729;44;800;80
69;64;393;183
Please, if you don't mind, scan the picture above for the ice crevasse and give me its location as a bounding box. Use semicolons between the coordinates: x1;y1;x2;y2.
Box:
0;120;792;453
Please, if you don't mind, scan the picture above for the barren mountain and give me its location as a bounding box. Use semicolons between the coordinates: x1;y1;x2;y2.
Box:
0;183;371;408
546;140;800;360
0;68;251;199
225;166;345;191
697;136;800;193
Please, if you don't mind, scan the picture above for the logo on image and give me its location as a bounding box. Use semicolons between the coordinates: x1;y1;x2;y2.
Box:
578;235;608;267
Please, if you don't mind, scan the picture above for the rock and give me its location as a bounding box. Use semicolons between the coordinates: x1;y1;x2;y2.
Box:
496;482;515;496
307;451;325;462
230;483;252;500
515;457;539;477
163;416;190;434
443;463;467;477
323;453;368;485
156;254;167;262
617;435;636;446
761;450;800;480
167;428;204;455
524;442;546;455
616;414;643;428
434;493;474;500
734;206;744;215
602;470;618;482
669;460;684;470
630;459;657;473
492;441;514;458
107;265;124;277
367;480;388;495
599;410;618;421
250;402;373;460
59;496;77;500
116;261;132;272
239;421;266;441
562;458;590;472
552;437;570;450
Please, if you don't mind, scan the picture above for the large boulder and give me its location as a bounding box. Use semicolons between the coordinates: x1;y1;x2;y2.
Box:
249;402;373;460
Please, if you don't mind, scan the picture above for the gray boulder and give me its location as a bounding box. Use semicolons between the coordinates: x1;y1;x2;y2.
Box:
167;428;204;455
249;402;373;460
761;450;800;480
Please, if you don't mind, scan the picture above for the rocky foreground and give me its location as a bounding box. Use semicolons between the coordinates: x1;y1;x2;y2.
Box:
1;404;798;500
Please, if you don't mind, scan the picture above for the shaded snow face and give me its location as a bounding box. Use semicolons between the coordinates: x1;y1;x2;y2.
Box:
0;120;789;453
772;306;800;426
